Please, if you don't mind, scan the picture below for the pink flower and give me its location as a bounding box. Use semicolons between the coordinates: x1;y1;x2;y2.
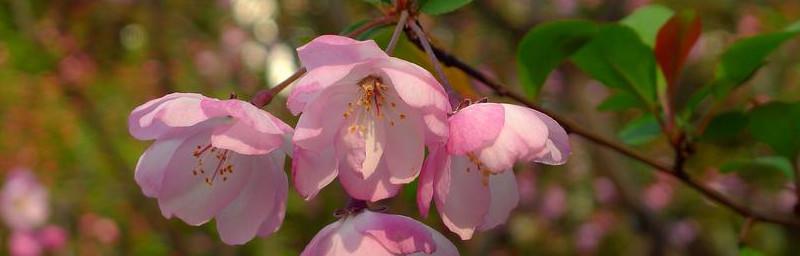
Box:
417;103;570;239
1;169;49;231
128;93;293;245
289;35;451;202
37;225;67;250
9;232;41;256
301;210;458;256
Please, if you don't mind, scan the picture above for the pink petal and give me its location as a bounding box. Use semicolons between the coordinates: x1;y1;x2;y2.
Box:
292;83;355;150
292;147;338;201
354;211;436;255
134;137;182;197
210;121;285;155
436;155;490;240
128;93;216;140
479;170;519;231
337;157;401;202
447;103;505;155
300;220;344;256
287;64;357;115
417;145;448;218
383;106;425;184
157;129;255;225
215;151;287;245
531;110;571;165
476;104;549;173
297;35;386;70
380;59;450;113
37;225;67;250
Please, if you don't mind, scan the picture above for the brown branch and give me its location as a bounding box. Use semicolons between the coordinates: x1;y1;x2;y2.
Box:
738;217;756;247
404;31;800;229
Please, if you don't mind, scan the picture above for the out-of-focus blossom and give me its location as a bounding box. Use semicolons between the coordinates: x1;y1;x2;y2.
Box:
37;225;67;250
737;13;761;37
418;103;570;239
625;0;651;12
642;178;675;211
593;178;617;204
59;52;97;85
776;185;797;213
668;220;698;249
9;232;42;256
128;93;293;244
516;170;537;207
290;35;451;202
301;210;458;256
1;169;49;231
539;185;567;220
553;0;577;16
80;213;120;245
574;211;616;254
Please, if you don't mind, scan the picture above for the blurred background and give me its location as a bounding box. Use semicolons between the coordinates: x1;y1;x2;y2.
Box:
0;0;799;255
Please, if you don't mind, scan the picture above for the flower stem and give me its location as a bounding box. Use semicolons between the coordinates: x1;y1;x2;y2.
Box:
408;21;461;107
385;10;408;55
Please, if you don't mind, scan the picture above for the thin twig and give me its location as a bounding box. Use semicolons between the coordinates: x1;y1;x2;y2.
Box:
738;217;756;247
407;21;460;106
385;10;408;55
404;31;800;228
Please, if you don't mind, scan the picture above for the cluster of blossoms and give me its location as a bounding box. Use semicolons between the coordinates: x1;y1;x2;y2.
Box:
128;35;570;254
1;168;68;256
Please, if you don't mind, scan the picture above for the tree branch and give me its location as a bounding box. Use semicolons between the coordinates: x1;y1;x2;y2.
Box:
404;31;800;229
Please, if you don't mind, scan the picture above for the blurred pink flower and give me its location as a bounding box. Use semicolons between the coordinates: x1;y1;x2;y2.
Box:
37;225;67;250
128;93;293;244
516;170;537;207
593;178;616;204
289;35;451;202
1;169;49;231
301;210;458;256
539;185;567;220
9;232;42;256
417;103;570;239
643;177;674;211
737;13;761;37
80;214;119;245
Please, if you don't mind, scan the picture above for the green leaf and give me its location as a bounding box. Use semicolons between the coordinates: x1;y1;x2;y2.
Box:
597;91;643;111
701;110;748;141
720;156;794;179
739;247;765;256
618;114;662;145
571;25;658;108
620;4;674;47
420;0;473;15
517;20;598;98
362;0;392;5
747;102;800;158
712;31;800;97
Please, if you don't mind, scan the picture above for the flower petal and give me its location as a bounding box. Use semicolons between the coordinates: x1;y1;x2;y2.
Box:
531;110;571;165
477;104;549;173
297;35;386;70
292;146;338;201
479;170;519;231
383;107;425;184
338;157;400;202
417;145;447;218
354;211;436;255
128;93;216;140
157;129;255;225
436;156;490;240
134;137;183;197
447;103;505;155
215;151;287;245
287;64;359;115
293;83;354;150
210;120;284;155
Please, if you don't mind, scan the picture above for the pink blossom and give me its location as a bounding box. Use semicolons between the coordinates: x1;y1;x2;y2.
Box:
417;103;570;239
36;225;67;250
289;35;451;202
1;169;49;231
128;93;293;244
301;210;458;256
9;232;41;256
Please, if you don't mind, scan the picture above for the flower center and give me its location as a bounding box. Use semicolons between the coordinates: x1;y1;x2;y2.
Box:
342;75;407;134
192;143;234;186
466;153;495;186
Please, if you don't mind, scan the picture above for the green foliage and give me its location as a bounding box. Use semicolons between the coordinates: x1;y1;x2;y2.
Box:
340;19;386;40
620;4;674;47
572;25;658;108
740;246;766;256
517;20;598;98
720;156;794;179
362;0;392;5
711;31;800;98
701;110;748;141
747;102;800;158
418;0;473;15
597;92;643;111
618;114;661;145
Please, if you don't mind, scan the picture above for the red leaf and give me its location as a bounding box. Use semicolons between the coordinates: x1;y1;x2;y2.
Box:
654;11;702;87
